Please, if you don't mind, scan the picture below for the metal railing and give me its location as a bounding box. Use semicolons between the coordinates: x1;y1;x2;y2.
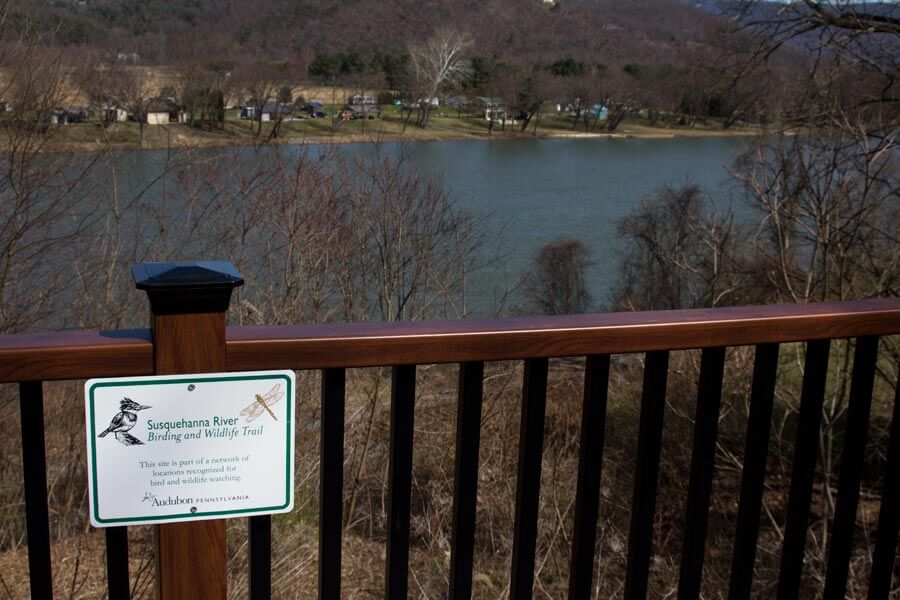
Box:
0;262;898;600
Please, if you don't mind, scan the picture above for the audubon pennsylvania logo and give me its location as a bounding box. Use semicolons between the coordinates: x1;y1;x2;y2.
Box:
141;491;250;512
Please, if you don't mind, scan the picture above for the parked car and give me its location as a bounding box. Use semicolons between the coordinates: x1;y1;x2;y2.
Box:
301;103;326;118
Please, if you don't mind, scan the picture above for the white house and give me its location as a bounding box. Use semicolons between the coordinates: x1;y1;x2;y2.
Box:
104;107;128;123
143;98;185;124
146;110;169;125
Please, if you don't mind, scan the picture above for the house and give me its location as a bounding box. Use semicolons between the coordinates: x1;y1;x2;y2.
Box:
142;98;185;125
345;103;381;120
472;97;510;122
568;101;607;120
473;97;505;117
145;100;171;125
104;107;128;123
116;52;140;64
260;101;293;122
416;97;440;107
349;95;377;106
240;106;257;120
473;97;502;109
51;107;90;124
485;107;513;123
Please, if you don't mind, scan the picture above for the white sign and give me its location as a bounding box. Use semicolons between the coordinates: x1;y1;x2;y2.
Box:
85;370;295;527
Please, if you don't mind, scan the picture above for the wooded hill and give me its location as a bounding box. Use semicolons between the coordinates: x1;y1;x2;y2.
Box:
9;0;728;67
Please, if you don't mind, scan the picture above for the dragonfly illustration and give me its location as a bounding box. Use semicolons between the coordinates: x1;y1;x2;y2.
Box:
240;383;283;423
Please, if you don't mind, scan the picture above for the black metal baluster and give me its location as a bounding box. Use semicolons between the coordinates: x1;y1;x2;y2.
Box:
249;515;271;600
105;527;130;600
624;351;669;600
19;380;53;600
823;336;879;599
867;366;900;600
677;347;727;600
385;365;416;600
319;368;346;600
567;355;610;600
776;339;830;600
510;358;549;600
449;361;485;600
727;343;779;600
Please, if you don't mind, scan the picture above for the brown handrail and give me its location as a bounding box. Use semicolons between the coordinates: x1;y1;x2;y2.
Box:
0;329;153;382
1;299;899;382
226;299;900;370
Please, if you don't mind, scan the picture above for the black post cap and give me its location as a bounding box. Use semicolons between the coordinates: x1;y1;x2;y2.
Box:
132;261;244;315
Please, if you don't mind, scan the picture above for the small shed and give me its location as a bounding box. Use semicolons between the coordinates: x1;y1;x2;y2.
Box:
261;101;293;122
143;98;185;125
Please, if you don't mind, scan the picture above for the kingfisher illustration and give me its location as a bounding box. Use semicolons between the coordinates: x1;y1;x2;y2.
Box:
97;398;151;446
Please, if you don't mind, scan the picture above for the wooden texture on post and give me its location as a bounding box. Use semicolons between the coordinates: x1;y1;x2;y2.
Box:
133;261;243;600
153;312;228;600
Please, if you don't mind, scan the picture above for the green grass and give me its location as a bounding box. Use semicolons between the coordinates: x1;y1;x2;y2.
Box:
27;105;757;151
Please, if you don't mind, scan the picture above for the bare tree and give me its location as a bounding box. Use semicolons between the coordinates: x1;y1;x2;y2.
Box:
733;127;899;305
613;184;745;311
731;1;899;130
734;1;899;67
0;8;106;332
106;67;158;145
523;239;592;315
408;29;472;127
172;34;232;130
233;61;287;140
333;151;486;322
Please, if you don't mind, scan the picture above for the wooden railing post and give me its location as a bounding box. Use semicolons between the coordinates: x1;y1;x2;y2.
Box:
133;261;244;600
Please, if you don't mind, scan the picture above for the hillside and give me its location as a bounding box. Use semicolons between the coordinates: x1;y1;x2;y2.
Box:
8;0;727;67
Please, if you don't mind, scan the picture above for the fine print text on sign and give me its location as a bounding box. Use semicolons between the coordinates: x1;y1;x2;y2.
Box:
85;370;295;527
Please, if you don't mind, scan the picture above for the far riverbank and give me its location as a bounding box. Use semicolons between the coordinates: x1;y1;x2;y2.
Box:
34;110;762;153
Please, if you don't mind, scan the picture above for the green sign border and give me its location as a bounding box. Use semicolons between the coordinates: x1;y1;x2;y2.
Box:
87;372;293;525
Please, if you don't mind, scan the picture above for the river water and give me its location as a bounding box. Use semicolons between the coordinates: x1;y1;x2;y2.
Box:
96;136;752;316
408;136;750;310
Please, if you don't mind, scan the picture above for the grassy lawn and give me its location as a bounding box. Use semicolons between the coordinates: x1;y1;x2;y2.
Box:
25;105;757;151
